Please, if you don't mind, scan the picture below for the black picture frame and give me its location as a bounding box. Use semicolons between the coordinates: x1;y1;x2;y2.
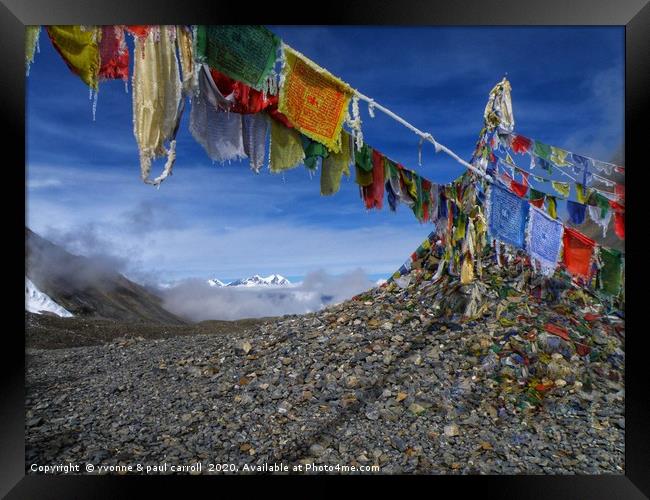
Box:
3;1;648;497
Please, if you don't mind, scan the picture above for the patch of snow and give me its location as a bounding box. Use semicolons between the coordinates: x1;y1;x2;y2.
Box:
207;278;229;287
213;274;292;288
25;278;73;317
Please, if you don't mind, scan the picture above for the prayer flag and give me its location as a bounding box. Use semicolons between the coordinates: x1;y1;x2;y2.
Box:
526;206;564;276
278;45;353;152
562;227;595;278
487;184;529;249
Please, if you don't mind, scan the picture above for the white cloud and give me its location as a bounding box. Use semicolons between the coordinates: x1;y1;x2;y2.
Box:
160;268;376;321
27;178;62;189
26;162;432;283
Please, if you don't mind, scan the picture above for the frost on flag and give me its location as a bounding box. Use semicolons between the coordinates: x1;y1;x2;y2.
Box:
278;45;353;153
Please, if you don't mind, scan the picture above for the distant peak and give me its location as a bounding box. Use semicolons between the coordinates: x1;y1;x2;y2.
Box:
207;273;292;287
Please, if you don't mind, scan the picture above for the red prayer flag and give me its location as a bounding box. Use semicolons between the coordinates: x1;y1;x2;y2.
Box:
562;227;596;278
126;25;151;38
615;183;625;201
614;211;625;240
608;200;625;240
363;150;385;210
510;179;529;198
208;68;293;127
530;197;545;209
511;134;532;154
98;26;129;81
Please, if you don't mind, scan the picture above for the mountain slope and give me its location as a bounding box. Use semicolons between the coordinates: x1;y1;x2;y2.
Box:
26;228;186;325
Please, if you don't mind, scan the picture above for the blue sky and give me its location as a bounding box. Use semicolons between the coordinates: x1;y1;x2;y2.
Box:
26;26;623;284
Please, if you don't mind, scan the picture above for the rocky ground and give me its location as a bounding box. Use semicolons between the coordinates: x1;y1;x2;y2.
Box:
25;253;625;475
25;312;270;350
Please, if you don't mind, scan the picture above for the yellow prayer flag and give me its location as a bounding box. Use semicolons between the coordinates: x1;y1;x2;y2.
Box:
270;120;305;173
46;26;100;90
278;45;353;153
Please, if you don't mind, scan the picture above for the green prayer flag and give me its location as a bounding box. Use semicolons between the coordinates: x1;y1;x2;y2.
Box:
412;175;424;221
301;136;329;171
195;25;279;91
599;247;623;296
533;140;552;160
354;144;373;172
355;165;373;187
529;188;544;200
592;192;611;218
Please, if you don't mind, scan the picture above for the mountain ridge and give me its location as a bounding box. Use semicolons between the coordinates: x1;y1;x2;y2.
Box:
26;228;186;325
208;273;292;288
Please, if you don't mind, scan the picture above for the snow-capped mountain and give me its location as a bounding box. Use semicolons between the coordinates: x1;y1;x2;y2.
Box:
208;274;292;288
207;278;229;287
25;277;73;317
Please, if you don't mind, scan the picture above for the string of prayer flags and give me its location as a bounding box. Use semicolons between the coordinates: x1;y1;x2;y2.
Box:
98;25;129;81
598;247;623;296
194;25;280;92
132;26;184;186
526;205;564;276
25;26;40;75
46;26;101;90
278;45;353;153
269;119;305;173
486;183;529;250
321;131;353;196
562;227;596;278
566;200;587;225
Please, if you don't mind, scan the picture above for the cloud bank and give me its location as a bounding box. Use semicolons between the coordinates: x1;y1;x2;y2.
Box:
160;269;376;322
